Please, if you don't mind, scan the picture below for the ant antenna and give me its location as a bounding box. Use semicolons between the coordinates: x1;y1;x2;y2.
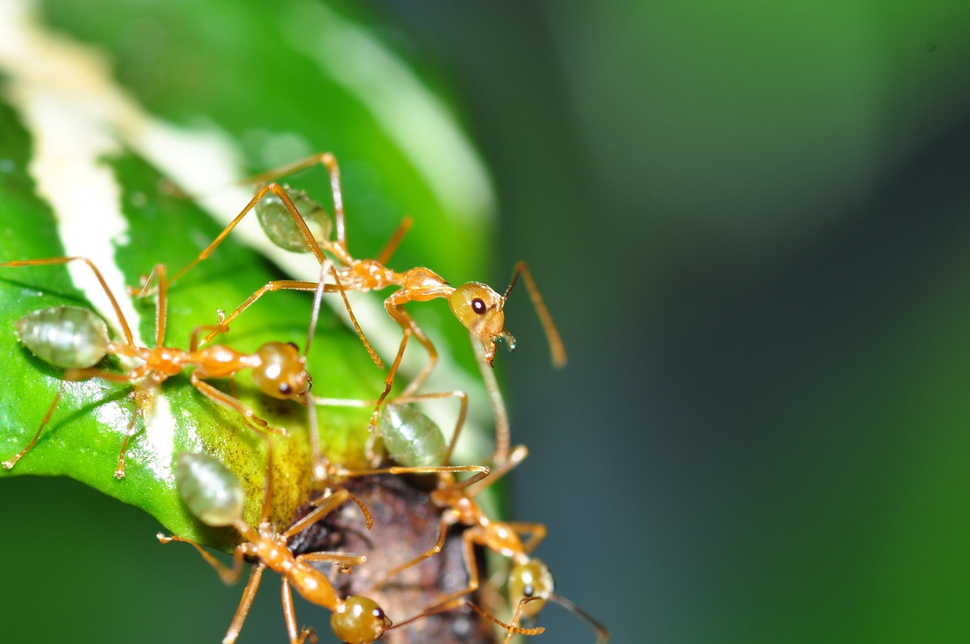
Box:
503;261;566;368
465;601;545;641
550;594;610;644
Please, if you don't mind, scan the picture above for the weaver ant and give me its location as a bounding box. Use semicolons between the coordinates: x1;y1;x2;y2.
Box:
167;153;566;428
0;256;326;478
161;451;389;644
164;447;493;643
359;343;609;643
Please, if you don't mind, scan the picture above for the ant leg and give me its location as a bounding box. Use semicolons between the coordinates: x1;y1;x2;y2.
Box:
388;304;437;399
13;370;145;476
370;300;438;428
224;563;266;644
333;464;489;480
473;336;511;466
169;182;343;287
463;444;529;499
128;264;170;347
303;487;375;531
190;324;230;351
156;534;246;585
368;514;459;591
297;627;319;644
387;529;484;627
477;568;510;629
2;384;64;470
62;366;148;383
0;256;135;344
504;261;567;368
190;374;288;437
243;152;336;188
114;387;151;479
368;321;412;431
320;153;346;251
549;594;611;644
374;216;413;266
311;261;383;370
196;277;380;368
243;152;350;253
302;258;332;357
281;580;302;644
296;552;368;569
201;280;318;344
394;533;542;642
282;488;351;538
304;390;328;482
463;600;545;643
506;522;547;555
332;267;384;368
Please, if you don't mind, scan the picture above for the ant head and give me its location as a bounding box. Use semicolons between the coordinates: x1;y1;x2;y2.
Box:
508;558;555;619
253;342;310;402
449;282;515;365
330;595;392;644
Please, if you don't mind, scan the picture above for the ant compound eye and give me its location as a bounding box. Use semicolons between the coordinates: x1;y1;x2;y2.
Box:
524;584;535;598
305;374;313;390
279;383;292;396
286;342;299;351
471;298;486;314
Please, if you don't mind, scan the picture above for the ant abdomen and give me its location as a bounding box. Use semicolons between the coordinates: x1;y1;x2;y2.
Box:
16;306;110;369
254;187;332;253
378;403;448;468
175;453;244;527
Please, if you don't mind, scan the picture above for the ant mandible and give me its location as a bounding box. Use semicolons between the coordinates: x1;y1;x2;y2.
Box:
166;153;566;428
0;256;325;478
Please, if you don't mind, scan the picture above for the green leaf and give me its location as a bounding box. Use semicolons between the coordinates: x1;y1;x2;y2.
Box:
0;0;497;549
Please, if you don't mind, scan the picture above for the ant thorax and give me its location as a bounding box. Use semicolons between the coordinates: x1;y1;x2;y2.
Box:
331;259;395;292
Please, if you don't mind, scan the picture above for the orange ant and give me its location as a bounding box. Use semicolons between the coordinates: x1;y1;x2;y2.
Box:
374;445;607;643
161;450;390;644
0;256;327;478
166;153;566;428
163;446;494;642
356;342;609;643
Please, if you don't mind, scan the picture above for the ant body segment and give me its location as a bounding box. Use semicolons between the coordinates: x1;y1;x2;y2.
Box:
169;153;566;428
0;256;321;477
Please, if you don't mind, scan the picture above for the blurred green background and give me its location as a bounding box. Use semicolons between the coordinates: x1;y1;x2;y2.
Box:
4;0;970;643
